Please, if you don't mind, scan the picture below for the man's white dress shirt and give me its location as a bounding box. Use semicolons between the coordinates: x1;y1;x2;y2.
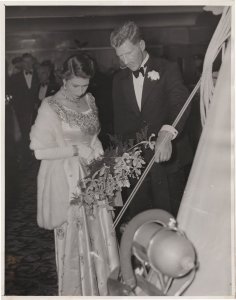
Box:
132;53;149;111
24;70;33;89
39;84;48;101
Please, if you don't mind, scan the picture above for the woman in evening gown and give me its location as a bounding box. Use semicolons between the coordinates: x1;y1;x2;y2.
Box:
29;54;120;295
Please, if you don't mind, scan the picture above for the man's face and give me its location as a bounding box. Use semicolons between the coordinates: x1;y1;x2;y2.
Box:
14;62;23;73
38;66;50;83
115;39;145;71
22;57;34;72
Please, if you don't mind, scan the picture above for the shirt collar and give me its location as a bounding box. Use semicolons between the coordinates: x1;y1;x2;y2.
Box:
24;70;33;76
40;81;49;87
141;53;149;68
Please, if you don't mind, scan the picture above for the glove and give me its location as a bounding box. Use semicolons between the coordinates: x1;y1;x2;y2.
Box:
91;137;104;160
78;144;94;160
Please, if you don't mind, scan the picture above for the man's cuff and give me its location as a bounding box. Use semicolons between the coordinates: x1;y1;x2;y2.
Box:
159;125;178;140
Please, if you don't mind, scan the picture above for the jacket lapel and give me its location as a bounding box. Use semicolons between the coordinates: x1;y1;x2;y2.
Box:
141;57;161;110
121;70;140;116
20;72;29;90
31;72;39;90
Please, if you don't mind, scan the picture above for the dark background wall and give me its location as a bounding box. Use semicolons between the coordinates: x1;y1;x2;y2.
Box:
5;5;220;85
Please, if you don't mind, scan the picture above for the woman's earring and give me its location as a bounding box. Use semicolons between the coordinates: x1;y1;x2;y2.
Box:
63;80;67;90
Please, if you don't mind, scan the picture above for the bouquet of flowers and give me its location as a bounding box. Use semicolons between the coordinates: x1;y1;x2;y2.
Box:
71;128;155;215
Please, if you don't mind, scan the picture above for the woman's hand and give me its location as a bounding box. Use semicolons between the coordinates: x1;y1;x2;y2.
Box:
94;146;104;160
77;144;94;160
91;138;104;160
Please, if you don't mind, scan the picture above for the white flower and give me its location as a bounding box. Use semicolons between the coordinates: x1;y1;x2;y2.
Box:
147;70;160;81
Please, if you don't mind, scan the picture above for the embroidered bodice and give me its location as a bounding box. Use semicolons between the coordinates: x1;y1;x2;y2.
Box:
48;92;100;135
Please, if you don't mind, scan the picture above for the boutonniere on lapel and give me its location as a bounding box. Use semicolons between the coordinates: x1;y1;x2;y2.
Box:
147;70;160;81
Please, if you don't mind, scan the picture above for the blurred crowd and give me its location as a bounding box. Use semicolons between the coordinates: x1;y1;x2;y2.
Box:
6;54;62;167
5;53;114;208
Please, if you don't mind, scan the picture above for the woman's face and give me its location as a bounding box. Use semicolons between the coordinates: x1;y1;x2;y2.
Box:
64;76;90;99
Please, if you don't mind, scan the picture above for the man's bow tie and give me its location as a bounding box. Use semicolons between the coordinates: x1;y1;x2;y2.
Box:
41;82;48;87
133;67;145;78
25;71;32;75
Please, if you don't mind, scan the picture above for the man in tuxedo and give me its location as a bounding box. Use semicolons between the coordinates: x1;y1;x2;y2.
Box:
110;21;193;220
10;56;23;76
37;60;60;101
32;60;60;124
10;53;39;164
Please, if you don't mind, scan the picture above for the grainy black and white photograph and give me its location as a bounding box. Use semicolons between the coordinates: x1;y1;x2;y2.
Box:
2;1;235;298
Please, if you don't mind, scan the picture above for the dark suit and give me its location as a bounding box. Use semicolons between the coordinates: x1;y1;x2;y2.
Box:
112;56;193;218
88;71;114;149
32;80;60;123
32;80;60;124
43;81;60;98
10;70;39;159
37;80;60;103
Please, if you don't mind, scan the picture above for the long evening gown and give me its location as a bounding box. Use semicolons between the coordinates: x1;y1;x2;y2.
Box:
32;92;120;296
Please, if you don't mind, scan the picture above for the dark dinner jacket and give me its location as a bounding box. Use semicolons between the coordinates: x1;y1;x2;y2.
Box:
44;81;60;98
10;71;39;109
10;70;39;135
112;56;193;172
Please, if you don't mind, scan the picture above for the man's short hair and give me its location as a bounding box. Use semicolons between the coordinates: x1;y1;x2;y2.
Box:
40;60;53;70
110;21;142;48
12;56;22;65
22;53;33;59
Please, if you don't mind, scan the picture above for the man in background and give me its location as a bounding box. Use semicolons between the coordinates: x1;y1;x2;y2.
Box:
10;53;39;167
37;60;60;102
31;60;60;124
9;56;23;76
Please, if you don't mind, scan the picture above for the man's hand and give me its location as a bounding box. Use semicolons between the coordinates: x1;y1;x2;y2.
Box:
155;130;173;163
5;94;13;105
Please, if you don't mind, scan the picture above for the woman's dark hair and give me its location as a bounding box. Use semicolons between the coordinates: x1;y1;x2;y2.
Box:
62;54;95;80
